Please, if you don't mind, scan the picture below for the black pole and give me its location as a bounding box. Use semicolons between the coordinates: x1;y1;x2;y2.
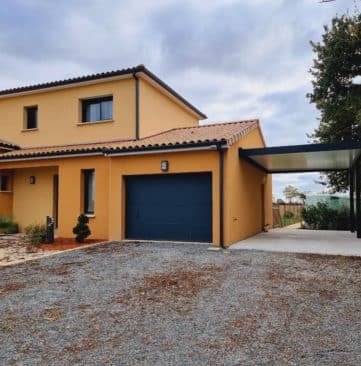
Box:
356;161;361;238
350;168;355;232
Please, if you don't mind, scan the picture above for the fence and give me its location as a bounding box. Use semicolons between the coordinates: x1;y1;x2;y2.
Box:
272;203;304;228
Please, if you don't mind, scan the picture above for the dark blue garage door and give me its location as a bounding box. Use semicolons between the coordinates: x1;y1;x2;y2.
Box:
125;173;212;242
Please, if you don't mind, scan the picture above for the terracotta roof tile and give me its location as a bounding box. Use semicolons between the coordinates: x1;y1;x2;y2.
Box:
0;120;259;160
0;139;20;150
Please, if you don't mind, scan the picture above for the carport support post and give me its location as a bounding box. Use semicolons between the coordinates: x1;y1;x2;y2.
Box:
356;161;361;238
350;168;355;232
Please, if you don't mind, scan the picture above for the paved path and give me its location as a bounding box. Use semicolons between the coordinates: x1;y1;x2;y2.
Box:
230;228;361;256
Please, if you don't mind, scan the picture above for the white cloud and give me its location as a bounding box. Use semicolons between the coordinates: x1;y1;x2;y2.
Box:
0;0;355;195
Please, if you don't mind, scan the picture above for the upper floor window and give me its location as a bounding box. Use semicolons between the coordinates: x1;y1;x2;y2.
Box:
25;106;38;129
0;176;9;191
82;96;113;123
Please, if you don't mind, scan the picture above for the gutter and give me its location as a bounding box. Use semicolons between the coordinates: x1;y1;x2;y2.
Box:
104;144;218;157
0;151;103;163
218;144;226;249
133;72;140;140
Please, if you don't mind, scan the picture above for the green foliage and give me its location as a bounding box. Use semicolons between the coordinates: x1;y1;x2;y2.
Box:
283;211;294;219
308;13;361;192
0;215;13;229
301;202;349;230
4;223;19;234
24;224;47;246
0;216;19;234
73;214;91;243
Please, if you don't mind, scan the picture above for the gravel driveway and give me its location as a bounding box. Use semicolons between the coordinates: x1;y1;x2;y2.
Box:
1;242;360;365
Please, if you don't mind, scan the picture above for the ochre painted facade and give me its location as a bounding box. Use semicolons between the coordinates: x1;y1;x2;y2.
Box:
223;128;272;244
0;75;199;148
138;79;199;138
13;166;58;231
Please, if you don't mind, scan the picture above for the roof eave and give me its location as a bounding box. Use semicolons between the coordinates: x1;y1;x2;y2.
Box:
0;140;227;162
0;65;207;120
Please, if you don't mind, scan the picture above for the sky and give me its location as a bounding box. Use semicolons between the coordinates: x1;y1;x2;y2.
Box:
0;0;358;199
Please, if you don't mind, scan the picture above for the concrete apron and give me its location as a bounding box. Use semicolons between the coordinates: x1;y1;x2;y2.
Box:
229;228;361;257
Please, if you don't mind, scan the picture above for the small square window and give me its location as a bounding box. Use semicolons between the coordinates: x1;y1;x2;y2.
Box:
25;106;38;129
82;96;113;123
0;176;9;191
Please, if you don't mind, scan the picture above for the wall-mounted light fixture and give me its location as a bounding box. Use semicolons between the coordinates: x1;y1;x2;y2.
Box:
161;160;169;172
29;176;36;185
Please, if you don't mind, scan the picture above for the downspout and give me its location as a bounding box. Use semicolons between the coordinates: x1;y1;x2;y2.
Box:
133;72;140;140
218;144;225;249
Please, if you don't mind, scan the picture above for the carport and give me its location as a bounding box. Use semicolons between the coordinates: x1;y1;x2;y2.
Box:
239;142;361;239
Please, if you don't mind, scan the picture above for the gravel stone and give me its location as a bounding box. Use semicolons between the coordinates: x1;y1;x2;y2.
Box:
0;241;360;365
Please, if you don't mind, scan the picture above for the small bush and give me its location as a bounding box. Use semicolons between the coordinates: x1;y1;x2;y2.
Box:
0;215;13;229
0;216;19;234
73;214;91;243
283;211;294;219
24;224;47;246
301;202;349;230
4;223;19;234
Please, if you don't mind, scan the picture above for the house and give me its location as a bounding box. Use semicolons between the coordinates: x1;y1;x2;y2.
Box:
0;65;272;247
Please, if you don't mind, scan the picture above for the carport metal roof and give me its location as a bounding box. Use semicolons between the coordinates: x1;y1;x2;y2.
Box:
239;142;361;173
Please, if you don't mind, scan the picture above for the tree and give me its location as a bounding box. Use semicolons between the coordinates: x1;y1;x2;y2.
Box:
308;13;361;192
283;185;300;203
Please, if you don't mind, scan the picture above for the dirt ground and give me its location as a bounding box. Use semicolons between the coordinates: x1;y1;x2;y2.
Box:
0;235;62;266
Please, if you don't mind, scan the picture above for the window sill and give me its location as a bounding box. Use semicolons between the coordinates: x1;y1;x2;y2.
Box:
85;214;96;218
0;191;12;193
77;119;114;126
21;128;38;132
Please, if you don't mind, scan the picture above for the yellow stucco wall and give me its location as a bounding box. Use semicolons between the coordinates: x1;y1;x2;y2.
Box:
0;78;136;148
0;158;110;238
139;79;199;138
0;193;13;217
12;166;58;230
223;128;272;246
57;157;110;239
0;170;13;217
0;76;202;149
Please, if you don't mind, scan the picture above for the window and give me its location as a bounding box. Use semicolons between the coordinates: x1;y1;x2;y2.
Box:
0;176;9;191
82;96;113;123
83;170;95;214
25;106;38;129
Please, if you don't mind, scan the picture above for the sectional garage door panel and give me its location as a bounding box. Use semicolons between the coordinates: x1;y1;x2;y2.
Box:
125;173;212;242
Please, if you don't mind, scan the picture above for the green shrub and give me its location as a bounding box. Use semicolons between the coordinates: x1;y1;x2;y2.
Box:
283;211;294;219
4;223;19;234
0;216;19;234
73;214;91;243
0;215;13;229
24;224;47;246
301;202;349;230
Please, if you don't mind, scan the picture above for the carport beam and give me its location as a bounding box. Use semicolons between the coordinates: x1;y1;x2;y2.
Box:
356;162;361;238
